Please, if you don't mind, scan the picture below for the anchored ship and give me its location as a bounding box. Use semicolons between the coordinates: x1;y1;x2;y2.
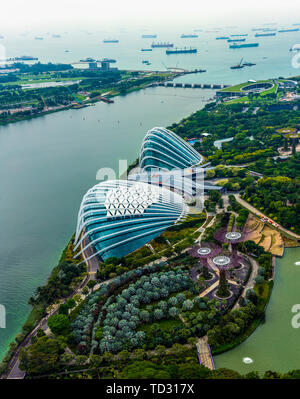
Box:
180;34;198;38
141;48;153;51
278;28;299;33
151;42;174;48
255;32;276;37
166;47;197;54
243;61;256;66
227;38;246;42
229;42;259;49
216;36;229;40
103;39;119;43
230;34;248;37
142;34;157;38
9;55;39;61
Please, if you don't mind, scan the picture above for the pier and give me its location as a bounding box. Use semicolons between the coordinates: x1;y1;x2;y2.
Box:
153;82;230;89
196;337;215;370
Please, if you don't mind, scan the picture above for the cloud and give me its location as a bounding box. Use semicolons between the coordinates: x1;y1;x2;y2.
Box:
0;0;298;30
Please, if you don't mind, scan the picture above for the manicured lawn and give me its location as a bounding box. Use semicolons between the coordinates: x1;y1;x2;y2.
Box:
224;96;249;105
138;317;184;333
220;79;272;93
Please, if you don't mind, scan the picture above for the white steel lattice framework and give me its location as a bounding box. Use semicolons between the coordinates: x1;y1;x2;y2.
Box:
74;180;188;262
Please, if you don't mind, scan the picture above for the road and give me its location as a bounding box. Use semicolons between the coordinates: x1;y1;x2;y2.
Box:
81;233;99;279
234;194;300;240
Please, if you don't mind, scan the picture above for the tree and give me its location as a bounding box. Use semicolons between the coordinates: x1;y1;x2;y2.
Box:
132;348;146;361
155;345;166;356
177;363;211;379
169;307;178;317
36;328;46;338
120;361;171;379
66;298;76;309
19;336;63;374
154;309;164;320
87;280;97;291
183;300;194;311
246;288;258;305
60;352;75;364
118;350;130;362
255;275;264;285
75;355;88;365
48;314;70;336
89;354;103;369
58;303;69;315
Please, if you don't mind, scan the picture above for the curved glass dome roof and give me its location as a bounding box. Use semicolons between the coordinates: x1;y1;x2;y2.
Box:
139;127;203;172
74;180;188;262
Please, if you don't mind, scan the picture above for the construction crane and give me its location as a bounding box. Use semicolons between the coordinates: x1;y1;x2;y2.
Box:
40;95;47;110
65;86;83;104
161;62;168;71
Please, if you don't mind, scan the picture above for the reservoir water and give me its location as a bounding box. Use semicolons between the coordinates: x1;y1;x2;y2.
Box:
215;247;300;375
0;86;215;360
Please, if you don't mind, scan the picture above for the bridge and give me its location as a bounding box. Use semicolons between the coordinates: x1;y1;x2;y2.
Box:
152;82;230;89
196;337;215;370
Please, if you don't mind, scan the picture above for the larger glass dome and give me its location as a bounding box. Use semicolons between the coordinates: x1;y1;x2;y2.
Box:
74;180;188;262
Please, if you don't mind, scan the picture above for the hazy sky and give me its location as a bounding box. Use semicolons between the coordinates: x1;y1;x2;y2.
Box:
1;0;300;31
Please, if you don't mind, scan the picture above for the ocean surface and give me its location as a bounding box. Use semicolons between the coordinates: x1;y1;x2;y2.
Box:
1;26;300;85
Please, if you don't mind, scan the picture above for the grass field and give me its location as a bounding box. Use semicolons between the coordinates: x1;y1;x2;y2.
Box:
138;317;184;333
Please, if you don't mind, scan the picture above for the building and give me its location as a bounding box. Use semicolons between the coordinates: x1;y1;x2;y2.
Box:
139;127;203;172
74;180;187;262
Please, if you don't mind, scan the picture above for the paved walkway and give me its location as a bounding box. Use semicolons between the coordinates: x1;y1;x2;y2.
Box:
81;233;99;279
196;337;215;370
233;256;259;310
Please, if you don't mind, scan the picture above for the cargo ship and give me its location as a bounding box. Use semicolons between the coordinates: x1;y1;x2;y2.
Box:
142;34;157;38
289;45;300;52
227;38;246;42
80;57;96;62
255;32;276;37
243;61;256;66
229;42;259;49
166;47;197;54
180;34;198;38
9;55;39;61
141;48;152;51
278;28;299;33
103;39;119;43
151;42;174;48
102;58;116;63
230;34;248;37
216;36;229;40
